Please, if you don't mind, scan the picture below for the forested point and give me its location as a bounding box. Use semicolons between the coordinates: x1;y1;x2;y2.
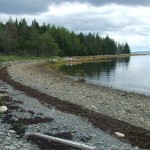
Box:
0;17;131;57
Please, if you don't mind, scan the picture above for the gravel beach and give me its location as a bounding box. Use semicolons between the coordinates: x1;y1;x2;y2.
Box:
7;61;150;131
0;61;150;149
0;79;143;150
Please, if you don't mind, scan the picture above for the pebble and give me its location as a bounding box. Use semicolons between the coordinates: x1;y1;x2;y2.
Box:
91;105;98;110
0;106;8;112
9;130;16;134
115;132;125;138
5;146;16;149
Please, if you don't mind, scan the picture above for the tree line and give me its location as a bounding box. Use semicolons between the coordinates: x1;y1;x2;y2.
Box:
0;17;131;57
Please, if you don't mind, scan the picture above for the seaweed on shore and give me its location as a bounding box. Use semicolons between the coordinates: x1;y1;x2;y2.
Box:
0;92;54;136
1;109;54;136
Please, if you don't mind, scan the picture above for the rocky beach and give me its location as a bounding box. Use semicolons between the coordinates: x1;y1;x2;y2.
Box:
0;61;150;150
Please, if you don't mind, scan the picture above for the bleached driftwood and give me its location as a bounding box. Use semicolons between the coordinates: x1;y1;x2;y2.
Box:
26;132;96;150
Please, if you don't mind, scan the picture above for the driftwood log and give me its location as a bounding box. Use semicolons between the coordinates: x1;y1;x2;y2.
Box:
26;132;96;150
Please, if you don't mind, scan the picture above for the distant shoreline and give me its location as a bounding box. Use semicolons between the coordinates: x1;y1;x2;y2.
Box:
132;51;150;55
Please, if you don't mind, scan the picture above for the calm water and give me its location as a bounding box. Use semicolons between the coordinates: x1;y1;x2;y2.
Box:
61;55;150;95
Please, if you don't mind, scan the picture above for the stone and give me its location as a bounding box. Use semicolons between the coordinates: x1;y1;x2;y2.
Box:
77;77;86;83
5;146;16;149
91;105;98;111
9;130;16;134
0;106;8;112
2;93;10;97
115;132;125;138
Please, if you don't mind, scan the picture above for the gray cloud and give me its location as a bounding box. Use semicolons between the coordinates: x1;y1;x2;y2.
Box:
48;0;150;6
0;0;150;15
0;0;52;14
53;0;150;7
80;0;150;7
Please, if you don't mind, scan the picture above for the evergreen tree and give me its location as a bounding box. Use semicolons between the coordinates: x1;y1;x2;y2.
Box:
0;23;4;53
40;23;48;33
123;42;131;54
17;18;29;55
28;23;40;56
2;17;19;54
38;33;60;56
0;17;131;57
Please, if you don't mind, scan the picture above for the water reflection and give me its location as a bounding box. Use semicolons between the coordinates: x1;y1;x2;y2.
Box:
61;57;130;79
60;55;150;95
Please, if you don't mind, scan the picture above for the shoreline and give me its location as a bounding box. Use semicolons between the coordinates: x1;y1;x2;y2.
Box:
6;61;150;131
0;61;150;149
85;80;150;97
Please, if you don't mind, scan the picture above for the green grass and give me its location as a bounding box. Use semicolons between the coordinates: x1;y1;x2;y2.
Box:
0;55;61;63
0;96;4;116
0;96;5;106
0;54;133;63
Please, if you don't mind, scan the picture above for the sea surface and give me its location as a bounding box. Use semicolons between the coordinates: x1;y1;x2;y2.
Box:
61;55;150;95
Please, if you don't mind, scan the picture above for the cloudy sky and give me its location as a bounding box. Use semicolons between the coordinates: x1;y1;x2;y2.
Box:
0;0;150;52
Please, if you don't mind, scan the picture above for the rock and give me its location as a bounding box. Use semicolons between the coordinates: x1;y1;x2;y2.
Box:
2;93;10;97
5;146;16;149
77;77;86;83
91;105;98;111
115;132;125;138
0;106;8;112
9;130;16;134
135;146;139;149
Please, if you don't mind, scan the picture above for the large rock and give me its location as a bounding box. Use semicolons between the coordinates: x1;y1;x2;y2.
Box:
0;106;8;112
